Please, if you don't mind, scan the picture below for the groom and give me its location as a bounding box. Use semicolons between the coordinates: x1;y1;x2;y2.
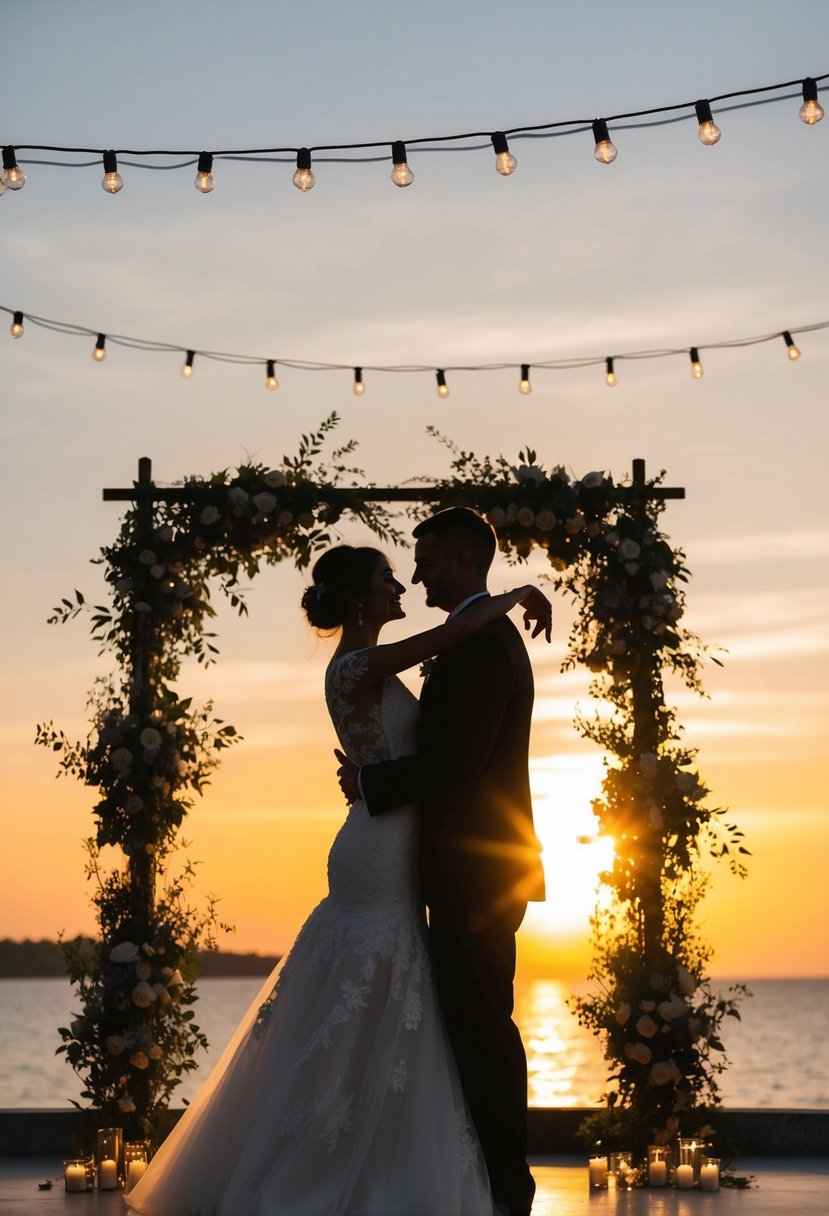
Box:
338;507;546;1216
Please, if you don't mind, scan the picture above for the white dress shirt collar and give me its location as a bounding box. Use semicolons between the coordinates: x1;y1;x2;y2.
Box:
448;591;490;620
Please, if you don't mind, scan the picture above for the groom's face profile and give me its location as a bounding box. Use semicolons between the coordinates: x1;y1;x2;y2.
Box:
412;533;464;611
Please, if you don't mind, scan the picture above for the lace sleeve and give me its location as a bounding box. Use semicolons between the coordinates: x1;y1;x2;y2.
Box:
325;651;388;765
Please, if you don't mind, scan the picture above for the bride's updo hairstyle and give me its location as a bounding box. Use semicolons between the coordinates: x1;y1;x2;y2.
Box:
301;545;385;630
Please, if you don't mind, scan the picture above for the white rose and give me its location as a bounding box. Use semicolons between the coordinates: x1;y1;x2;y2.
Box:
199;504;220;525
264;469;287;488
148;1044;163;1060
277;510;294;527
131;981;157;1008
110;941;140;963
625;1042;653;1065
149;564;165;579
619;538;641;560
252;491;277;513
111;748;133;773
650;570;669;591
154;525;173;543
565;513;585;534
536;510;556;532
163;968;185;988
135;962;152;981
125;795;143;815
129;1051;149;1070
505;502;519;522
138;549;156;565
117;1095;136;1113
639;999;656;1012
512;464;545;486
649;1060;681;1087
636;1014;659;1039
227;486;250;513
517;507;536;528
106;1035;125;1055
677;966;697;996
614;1002;631;1026
141;942;156;956
641;614;655;630
153;982;172;1005
140;727;162;751
605;530;619;547
487;506;507;528
658;994;688;1021
580;471;604;489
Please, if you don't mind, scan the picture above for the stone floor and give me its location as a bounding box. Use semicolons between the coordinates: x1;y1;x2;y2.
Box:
0;1156;827;1215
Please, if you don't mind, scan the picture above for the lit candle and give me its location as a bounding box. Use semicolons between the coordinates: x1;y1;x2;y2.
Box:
98;1158;118;1190
648;1159;667;1186
588;1156;608;1188
700;1162;720;1191
65;1164;86;1192
126;1159;148;1191
676;1163;695;1189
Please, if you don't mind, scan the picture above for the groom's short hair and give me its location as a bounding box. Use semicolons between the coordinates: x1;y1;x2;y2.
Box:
412;507;496;574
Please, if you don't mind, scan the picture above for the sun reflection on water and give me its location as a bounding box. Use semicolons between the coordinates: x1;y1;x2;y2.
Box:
515;978;608;1107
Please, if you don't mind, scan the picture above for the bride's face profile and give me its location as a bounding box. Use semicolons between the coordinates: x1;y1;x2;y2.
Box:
363;554;406;628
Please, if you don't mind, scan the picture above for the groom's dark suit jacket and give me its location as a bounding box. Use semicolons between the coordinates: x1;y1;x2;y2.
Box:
362;614;545;917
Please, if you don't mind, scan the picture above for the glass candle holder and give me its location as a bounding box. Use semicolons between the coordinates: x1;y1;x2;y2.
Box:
63;1157;94;1192
676;1137;701;1187
700;1156;720;1191
609;1151;633;1187
124;1140;150;1193
96;1127;123;1190
647;1145;670;1187
588;1154;608;1189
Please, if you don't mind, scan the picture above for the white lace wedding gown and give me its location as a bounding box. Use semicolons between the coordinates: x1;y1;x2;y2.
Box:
126;651;496;1216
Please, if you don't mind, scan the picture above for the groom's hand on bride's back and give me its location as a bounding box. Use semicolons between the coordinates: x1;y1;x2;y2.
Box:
334;748;359;804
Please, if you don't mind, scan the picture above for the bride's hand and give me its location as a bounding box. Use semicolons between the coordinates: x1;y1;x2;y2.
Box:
518;586;553;642
334;748;359;805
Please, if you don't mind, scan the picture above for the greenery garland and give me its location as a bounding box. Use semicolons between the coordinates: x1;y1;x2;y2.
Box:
36;417;747;1153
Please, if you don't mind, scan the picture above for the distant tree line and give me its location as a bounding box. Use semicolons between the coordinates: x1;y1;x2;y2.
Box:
0;939;280;978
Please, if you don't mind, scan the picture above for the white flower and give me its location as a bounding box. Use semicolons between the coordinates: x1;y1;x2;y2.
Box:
153;982;172;1005
141;942;156;956
605;530;620;547
649;1059;681;1087
650;570;669;591
125;795;143;815
619;538;641;560
636;1014;659;1038
676;965;697;997
117;1095;136;1113
138;549;156;565
154;525;174;543
111;748;133;773
252;491;277;513
657;993;688;1021
129;1051;149;1070
140;727;162;751
624;562;640;576
517;507;535;528
110;941;140;963
614;1002;631;1026
512;464;545;486
505;502;519;522
106;1035;125;1055
638;999;656;1012
487;506;507;528
199;504;220;525
131;981;157;1008
264;469;287;488
580;471;605;489
163;968;185;988
277;510;294;527
148;1044;163;1060
135;962;152;981
149;564;165;579
536;509;557;532
625;1042;653;1065
134;602;152;613
227;486;250;513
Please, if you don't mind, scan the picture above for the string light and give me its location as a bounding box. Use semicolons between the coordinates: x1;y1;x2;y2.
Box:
695;100;722;146
181;350;195;379
266;359;279;390
519;364;532;394
689;347;704;378
194;152;215;193
352;367;365;396
292;148;316;192
101;150;124;194
436;369;449;398
799;77;825;124
390;141;414;187
491;131;517;176
592;119;617;164
605;357;617;387
10;310;24;338
2;146;26;190
782;330;801;360
92;334;107;362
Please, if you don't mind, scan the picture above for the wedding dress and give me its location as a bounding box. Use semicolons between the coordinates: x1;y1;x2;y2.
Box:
126;651;496;1216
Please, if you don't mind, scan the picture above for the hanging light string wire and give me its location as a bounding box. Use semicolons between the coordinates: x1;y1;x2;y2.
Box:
2;305;827;376
6;72;827;169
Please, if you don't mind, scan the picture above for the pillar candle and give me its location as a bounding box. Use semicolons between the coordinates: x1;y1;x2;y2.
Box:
65;1165;86;1192
648;1159;668;1186
588;1157;608;1187
700;1163;720;1191
98;1158;118;1190
676;1164;695;1189
126;1160;148;1192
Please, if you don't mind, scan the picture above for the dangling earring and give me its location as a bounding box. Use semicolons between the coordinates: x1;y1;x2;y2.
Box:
357;603;364;627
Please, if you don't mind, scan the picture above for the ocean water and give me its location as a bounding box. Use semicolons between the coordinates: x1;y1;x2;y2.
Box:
0;977;826;1110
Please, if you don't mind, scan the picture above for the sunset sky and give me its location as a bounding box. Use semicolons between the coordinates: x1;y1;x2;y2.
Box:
1;0;827;983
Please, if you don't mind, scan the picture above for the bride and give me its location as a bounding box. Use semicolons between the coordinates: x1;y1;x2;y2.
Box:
126;543;551;1216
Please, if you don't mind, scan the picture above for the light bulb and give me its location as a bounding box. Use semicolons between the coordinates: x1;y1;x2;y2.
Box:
352;367;365;396
436;369;449;398
689;347;703;379
695;100;721;145
799;78;825;125
782;330;801;360
266;360;279;390
292;148;316;191
519;364;532;394
195;151;215;193
491;131;517;176
605;357;617;387
1;146;26;190
592;120;617;164
93;334;107;362
101;150;123;194
181;351;195;378
390;141;414;187
10;311;24;338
